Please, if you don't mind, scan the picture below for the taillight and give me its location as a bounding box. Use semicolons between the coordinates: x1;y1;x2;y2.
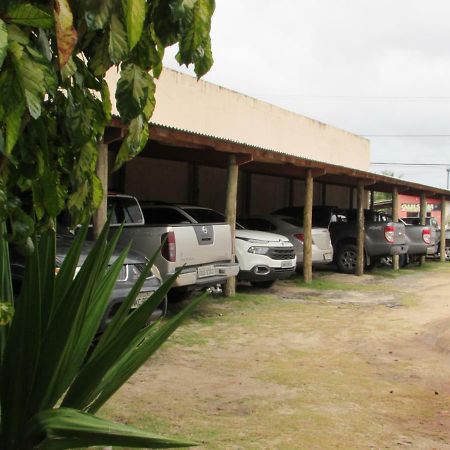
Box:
161;231;176;262
422;228;431;244
384;225;395;243
294;233;304;242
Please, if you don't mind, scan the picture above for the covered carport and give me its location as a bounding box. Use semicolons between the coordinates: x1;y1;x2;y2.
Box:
98;120;450;296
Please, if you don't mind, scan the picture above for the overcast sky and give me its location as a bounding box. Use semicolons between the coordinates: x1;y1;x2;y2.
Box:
164;0;450;189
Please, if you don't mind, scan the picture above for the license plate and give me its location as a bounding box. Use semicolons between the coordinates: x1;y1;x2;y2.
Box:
281;260;295;268
132;292;151;309
323;253;333;261
197;265;216;278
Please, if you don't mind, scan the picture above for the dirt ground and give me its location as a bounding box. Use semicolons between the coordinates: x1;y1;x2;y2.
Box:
102;263;450;449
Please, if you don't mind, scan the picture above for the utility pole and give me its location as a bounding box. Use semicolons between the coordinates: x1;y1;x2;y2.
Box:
447;168;450;190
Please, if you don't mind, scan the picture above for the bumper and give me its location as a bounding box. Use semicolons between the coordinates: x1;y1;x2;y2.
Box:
426;245;438;256
389;244;409;256
238;265;296;282
169;262;240;288
296;248;334;266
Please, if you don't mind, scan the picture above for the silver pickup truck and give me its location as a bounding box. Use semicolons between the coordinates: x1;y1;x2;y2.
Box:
107;195;239;290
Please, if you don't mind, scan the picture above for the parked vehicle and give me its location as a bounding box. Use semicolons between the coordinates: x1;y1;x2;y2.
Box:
107;195;239;292
273;206;408;274
141;203;297;288
10;234;166;334
238;215;333;267
405;217;450;260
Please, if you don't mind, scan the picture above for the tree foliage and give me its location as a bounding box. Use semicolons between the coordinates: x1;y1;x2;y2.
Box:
0;0;215;247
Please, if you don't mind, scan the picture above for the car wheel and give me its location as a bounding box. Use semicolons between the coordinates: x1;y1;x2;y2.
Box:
336;244;358;274
250;280;275;289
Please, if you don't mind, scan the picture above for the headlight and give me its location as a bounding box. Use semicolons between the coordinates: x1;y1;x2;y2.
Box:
248;246;270;255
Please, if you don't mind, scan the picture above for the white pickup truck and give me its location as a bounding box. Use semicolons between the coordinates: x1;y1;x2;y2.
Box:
107;195;239;290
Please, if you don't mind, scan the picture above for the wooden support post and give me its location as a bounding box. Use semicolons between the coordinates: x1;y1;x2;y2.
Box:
303;169;314;284
93;141;108;240
392;186;400;271
420;193;427;265
224;155;239;297
356;180;365;276
370;189;375;211
440;196;447;262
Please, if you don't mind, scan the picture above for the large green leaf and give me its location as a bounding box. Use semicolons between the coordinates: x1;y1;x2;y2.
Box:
122;0;146;50
21;408;196;449
5;3;53;29
87;33;112;76
1;233;44;447
114;114;149;169
41;170;67;217
0;19;7;69
177;0;215;77
83;0;111;31
116;63;151;121
9;41;48;119
108;13;128;64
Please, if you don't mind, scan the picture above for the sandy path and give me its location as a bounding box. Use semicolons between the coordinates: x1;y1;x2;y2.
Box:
103;265;450;449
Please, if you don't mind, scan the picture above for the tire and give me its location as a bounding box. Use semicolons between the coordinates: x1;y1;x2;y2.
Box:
335;244;358;274
250;280;275;289
446;242;450;261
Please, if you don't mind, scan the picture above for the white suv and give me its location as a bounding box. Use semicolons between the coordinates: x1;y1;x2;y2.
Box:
235;228;296;288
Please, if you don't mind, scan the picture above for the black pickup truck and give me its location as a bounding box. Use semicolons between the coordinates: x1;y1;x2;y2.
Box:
273;206;408;273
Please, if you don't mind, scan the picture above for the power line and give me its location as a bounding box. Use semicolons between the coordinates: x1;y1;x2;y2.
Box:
363;134;450;137
371;162;450;166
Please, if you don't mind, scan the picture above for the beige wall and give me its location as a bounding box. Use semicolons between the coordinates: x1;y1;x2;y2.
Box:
106;68;370;171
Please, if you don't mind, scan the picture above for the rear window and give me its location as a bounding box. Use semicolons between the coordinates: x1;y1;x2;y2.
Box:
182;208;226;223
142;207;188;225
108;197;143;225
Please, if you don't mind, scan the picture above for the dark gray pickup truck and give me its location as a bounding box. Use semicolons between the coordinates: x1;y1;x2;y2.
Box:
403;217;449;260
274;206;408;273
10;235;166;334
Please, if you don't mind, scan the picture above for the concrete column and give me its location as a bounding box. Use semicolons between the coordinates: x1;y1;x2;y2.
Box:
224;155;239;297
440;196;447;262
420;193;427;265
93;141;108;239
392;187;400;271
356;180;365;276
303;169;314;283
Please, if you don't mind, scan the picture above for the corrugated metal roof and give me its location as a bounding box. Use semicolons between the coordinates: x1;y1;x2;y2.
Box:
107;118;450;198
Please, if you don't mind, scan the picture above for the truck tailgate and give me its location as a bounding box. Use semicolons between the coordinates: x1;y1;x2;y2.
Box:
173;224;232;266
